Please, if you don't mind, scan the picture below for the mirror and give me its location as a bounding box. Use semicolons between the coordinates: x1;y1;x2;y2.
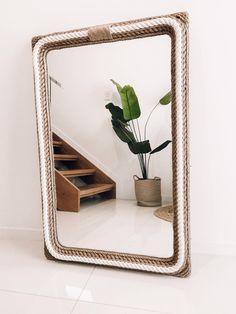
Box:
32;13;190;276
48;35;173;258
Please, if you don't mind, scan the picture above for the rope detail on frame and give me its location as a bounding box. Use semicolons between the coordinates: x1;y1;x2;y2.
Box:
32;12;190;277
88;25;112;41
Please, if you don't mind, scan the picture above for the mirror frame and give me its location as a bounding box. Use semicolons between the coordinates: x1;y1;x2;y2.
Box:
32;12;190;277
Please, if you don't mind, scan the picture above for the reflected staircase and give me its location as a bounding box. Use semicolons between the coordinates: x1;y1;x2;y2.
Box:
53;133;116;212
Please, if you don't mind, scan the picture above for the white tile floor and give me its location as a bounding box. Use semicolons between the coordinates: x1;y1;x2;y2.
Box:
0;238;235;314
57;199;173;258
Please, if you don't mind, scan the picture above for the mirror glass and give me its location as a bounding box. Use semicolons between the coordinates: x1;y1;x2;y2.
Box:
47;35;173;258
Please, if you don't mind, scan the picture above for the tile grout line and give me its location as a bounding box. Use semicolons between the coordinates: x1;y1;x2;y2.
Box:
70;265;96;314
0;288;74;302
74;299;174;314
0;287;173;314
72;265;173;314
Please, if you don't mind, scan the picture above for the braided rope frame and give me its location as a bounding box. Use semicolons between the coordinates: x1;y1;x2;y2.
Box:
32;12;190;277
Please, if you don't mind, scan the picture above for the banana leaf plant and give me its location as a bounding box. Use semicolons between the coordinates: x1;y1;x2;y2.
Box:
105;80;172;179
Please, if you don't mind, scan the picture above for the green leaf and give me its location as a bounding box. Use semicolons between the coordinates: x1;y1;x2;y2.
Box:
128;140;151;154
105;103;127;123
150;140;171;154
110;79;122;93
160;91;171;105
111;119;135;143
111;80;141;120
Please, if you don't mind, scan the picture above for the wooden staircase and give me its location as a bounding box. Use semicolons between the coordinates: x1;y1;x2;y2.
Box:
53;132;116;212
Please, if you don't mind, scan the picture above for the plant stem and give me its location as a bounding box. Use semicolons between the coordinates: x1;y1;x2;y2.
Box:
144;102;159;140
137;154;145;178
147;153;151;178
140;154;146;179
143;102;161;177
125;123;146;178
136;119;147;178
130;119;139;142
144;154;147;178
136;119;142;142
130;120;146;177
124;93;146;178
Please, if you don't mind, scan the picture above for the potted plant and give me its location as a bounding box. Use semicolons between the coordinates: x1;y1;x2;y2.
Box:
105;80;171;207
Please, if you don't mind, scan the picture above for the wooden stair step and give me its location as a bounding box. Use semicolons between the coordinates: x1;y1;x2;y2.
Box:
53;140;63;147
54;154;78;161
60;169;96;177
79;184;114;198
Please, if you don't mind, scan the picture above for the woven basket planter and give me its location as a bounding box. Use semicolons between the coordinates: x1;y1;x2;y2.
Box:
134;176;162;207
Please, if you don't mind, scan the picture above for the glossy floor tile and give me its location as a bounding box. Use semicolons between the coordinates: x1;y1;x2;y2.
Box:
0;238;234;314
57;199;173;257
0;239;94;300
72;301;167;314
80;254;236;314
0;290;75;314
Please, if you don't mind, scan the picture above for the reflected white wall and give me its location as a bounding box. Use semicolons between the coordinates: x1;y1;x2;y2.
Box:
48;36;172;201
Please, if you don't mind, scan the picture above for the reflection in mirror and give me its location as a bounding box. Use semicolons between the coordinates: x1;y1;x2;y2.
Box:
47;35;173;258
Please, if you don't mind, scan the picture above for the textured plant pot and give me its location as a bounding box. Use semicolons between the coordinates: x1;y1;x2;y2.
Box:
134;176;162;207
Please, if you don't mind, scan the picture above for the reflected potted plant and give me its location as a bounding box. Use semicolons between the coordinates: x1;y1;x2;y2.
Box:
105;80;171;207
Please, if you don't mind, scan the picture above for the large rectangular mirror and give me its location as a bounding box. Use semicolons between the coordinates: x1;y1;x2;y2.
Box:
32;12;190;276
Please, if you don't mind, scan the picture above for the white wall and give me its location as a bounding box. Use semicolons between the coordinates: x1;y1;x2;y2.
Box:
1;0;236;256
48;36;172;201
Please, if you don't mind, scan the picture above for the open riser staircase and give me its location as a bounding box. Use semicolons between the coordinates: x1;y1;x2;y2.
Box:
53;132;116;212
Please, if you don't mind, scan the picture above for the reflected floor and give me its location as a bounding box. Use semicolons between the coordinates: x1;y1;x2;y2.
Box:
57;199;173;258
